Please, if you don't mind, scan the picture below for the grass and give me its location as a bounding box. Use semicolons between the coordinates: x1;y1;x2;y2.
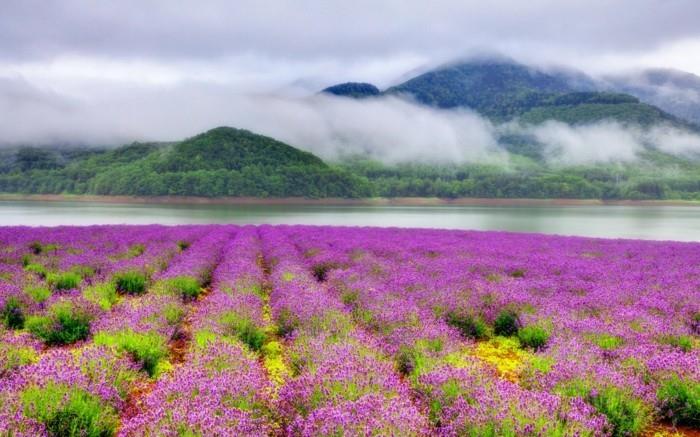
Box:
26;302;93;345
517;325;550;351
0;344;38;375
656;375;700;426
658;335;694;352
82;283;119;311
493;310;520;337
445;310;490;340
24;263;47;278
589;387;651;437
93;329;169;377
21;382;118;437
24;285;51;303
558;381;651;437
590;333;625;350
164;276;201;300
219;312;267;351
113;270;147;295
1;296;25;329
46;271;82;291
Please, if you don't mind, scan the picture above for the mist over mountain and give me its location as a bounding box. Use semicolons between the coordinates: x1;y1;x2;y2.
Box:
602;68;700;125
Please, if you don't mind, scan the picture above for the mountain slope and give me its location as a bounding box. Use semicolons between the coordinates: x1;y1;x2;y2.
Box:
324;59;696;128
0;127;371;198
322;82;380;98
385;60;572;118
603;68;700;125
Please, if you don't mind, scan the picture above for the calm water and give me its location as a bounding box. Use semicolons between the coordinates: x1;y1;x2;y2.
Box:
1;200;700;242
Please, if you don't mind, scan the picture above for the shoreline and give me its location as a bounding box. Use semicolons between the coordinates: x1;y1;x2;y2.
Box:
0;193;699;207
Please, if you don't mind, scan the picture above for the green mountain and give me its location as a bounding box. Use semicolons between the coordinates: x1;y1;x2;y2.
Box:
322;82;380;98
4;125;700;201
324;59;696;129
0;127;371;198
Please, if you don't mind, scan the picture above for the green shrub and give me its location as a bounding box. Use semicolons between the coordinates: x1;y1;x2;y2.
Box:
656;375;700;426
220;312;267;351
165;276;201;300
70;265;95;278
113;271;147;295
589;387;651;437
25;285;51;303
445;311;490;340
518;325;550;350
26;302;92;345
24;263;47;278
177;240;190;251
397;346;418;376
0;344;38;375
659;335;694;353
46;271;82;291
591;333;625;350
94;330;168;377
509;268;526;278
83;283;119;311
691;312;700;334
493;310;520;336
1;296;25;329
277;308;299;337
21;382;118;437
28;241;44;255
312;262;338;282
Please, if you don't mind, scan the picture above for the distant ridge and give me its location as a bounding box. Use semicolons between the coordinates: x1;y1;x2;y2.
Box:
323;58;698;129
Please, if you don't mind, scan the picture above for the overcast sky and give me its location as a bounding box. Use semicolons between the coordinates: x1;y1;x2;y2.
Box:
2;0;700;153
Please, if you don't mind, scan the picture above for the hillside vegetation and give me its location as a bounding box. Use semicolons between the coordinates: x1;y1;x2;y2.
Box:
324;59;697;129
3;126;700;200
0;127;372;198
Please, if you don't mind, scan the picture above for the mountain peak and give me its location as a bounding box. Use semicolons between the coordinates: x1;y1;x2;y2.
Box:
322;82;381;98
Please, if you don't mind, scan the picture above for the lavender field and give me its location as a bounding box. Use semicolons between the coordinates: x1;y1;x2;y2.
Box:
0;225;698;436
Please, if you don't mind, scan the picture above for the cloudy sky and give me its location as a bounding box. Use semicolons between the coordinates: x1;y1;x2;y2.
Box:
2;0;700;159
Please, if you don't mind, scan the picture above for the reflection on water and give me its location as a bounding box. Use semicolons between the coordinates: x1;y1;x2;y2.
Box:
1;200;700;242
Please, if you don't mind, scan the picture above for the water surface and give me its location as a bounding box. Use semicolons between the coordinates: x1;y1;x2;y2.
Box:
1;200;700;241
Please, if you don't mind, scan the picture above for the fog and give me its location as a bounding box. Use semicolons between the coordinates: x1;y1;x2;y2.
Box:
3;77;700;165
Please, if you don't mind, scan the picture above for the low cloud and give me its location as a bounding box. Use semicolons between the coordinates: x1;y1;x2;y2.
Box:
2;77;700;166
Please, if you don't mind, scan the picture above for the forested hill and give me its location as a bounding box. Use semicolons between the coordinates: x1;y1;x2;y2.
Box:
323;59;697;129
4;125;700;200
0;127;372;198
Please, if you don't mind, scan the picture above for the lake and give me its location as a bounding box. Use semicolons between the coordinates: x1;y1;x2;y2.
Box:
2;200;700;242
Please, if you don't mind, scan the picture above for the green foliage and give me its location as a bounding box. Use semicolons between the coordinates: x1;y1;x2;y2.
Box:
658;335;694;352
94;330;168;377
21;382;118;437
517;325;550;350
277;308;299;337
46;271;82;291
588;387;651;437
83;283;119;311
322;82;381;98
0;343;38;375
219;312;267;351
113;270;147;295
590;333;625;350
311;261;338;282
656;375;700;426
493;310;520;337
1;296;25;329
26;302;92;345
164;276;201;300
25;285;51;303
445;310;490;340
24;263;47;278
